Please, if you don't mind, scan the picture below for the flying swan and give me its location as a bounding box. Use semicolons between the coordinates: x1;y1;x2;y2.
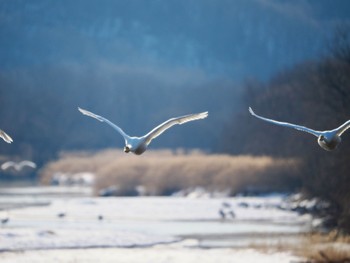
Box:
1;161;37;171
78;107;208;155
0;130;12;144
249;107;350;151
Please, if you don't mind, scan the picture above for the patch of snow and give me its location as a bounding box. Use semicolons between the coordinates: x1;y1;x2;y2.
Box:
0;246;303;263
0;228;178;251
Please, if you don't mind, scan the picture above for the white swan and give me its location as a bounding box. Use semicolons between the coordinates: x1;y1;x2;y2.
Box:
1;161;37;171
78;107;208;155
0;130;12;144
249;107;350;151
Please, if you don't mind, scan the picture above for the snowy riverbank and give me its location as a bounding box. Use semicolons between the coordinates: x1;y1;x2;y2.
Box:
0;188;312;262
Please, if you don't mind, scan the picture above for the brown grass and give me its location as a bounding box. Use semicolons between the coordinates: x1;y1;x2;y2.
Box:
295;232;350;263
39;148;301;196
250;231;350;262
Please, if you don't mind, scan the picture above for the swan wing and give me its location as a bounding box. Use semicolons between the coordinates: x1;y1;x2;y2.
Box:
19;161;37;169
78;107;130;142
334;120;350;136
1;161;16;170
144;111;208;145
0;130;13;143
249;107;321;137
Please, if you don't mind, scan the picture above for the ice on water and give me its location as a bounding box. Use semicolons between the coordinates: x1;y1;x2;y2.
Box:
0;193;311;251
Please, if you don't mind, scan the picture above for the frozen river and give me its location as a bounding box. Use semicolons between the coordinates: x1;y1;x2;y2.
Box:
0;186;309;262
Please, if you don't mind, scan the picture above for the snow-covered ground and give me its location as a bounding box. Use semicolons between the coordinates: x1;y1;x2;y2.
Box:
0;244;302;263
0;187;310;262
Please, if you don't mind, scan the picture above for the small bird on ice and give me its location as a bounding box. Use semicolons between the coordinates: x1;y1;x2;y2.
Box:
249;107;350;151
0;130;12;144
0;211;9;226
78;107;208;155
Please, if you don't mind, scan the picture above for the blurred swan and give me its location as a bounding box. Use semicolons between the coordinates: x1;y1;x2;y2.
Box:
218;209;226;219
0;130;12;144
57;212;66;218
249;107;350;151
1;217;9;225
218;202;235;220
0;211;9;226
1;160;37;171
78;107;208;155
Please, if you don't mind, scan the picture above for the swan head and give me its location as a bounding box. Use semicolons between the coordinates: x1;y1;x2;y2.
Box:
318;135;326;143
124;146;131;153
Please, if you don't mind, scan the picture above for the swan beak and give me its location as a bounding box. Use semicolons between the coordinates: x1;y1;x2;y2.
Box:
124;146;130;153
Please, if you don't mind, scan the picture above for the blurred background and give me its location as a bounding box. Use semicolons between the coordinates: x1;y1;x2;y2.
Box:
1;0;350;242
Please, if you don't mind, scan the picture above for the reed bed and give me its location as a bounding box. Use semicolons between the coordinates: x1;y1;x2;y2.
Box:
40;149;301;196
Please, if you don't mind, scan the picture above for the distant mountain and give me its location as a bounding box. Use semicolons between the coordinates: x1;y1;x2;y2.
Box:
1;0;350;79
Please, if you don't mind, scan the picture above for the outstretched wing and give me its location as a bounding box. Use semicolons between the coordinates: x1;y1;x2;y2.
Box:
334;120;350;136
0;130;13;143
1;161;15;170
19;161;37;169
249;107;321;137
143;111;208;145
78;107;130;142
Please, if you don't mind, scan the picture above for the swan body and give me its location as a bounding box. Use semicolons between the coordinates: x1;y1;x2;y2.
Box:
249;107;350;151
78;107;208;155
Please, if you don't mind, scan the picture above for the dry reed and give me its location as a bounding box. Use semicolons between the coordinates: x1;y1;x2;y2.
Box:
39;149;301;196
